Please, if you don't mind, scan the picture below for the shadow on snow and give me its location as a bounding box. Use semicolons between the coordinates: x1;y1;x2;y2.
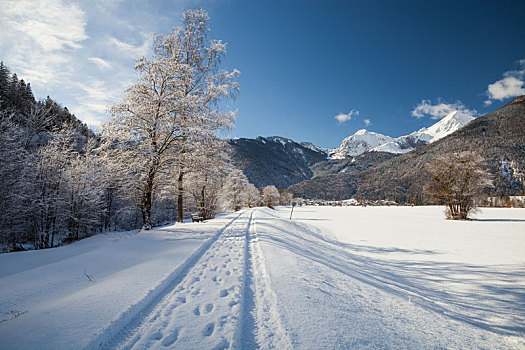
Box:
256;210;525;337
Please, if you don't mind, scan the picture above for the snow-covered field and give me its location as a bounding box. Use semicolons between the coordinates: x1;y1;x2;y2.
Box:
1;206;524;349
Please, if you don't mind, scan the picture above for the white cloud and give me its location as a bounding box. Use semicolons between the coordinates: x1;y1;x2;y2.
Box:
0;0;88;86
364;119;371;126
487;76;525;100
335;109;359;123
0;0;195;128
486;59;525;102
412;99;477;119
88;57;112;70
109;36;152;59
72;79;123;127
1;0;88;51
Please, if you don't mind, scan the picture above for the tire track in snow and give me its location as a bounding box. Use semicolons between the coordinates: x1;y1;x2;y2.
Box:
85;211;245;350
238;209;292;349
108;210;254;349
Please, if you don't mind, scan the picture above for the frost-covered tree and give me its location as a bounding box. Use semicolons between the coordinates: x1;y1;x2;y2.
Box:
262;185;281;209
62;139;105;241
28;127;78;248
0;110;29;250
22;102;55;149
0;62;102;251
425;151;492;220
185;136;231;219
159;9;239;222
278;189;293;206
105;8;238;228
245;183;262;208
221;168;251;211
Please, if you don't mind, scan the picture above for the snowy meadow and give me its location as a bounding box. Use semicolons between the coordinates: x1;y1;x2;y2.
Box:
1;206;523;349
1;4;524;349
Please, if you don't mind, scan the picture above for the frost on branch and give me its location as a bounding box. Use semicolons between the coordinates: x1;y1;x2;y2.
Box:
103;8;239;228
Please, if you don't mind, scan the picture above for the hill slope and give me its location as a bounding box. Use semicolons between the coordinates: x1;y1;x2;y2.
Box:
228;136;327;188
357;96;525;202
289;151;397;200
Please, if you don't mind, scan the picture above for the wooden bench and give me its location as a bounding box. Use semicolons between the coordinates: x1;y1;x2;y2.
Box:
192;215;204;223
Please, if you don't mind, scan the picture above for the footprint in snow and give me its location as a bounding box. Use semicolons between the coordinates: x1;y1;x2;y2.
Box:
205;303;214;313
202;322;215;337
219;289;228;297
161;329;179;347
194;306;200;316
150;331;162;340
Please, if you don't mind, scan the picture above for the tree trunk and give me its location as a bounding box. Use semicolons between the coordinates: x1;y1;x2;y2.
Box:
142;169;155;230
106;188;113;231
199;185;206;219
177;171;184;222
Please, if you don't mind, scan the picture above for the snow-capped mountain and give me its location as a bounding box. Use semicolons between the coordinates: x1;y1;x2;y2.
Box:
330;129;394;159
372;111;475;154
299;142;331;157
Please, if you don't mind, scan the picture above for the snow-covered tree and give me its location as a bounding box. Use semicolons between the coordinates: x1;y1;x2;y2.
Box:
29;126;80;248
158;9;239;222
0;110;29;250
278;189;293;206
104;8;238;228
185;136;231;219
245;183;262;208
62;138;105;241
261;185;281;209
221;168;251;211
22;102;55;149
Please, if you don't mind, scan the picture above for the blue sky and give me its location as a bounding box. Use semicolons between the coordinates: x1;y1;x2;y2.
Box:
1;0;524;148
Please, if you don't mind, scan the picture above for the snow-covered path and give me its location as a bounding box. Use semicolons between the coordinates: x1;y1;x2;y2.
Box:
99;209;292;350
105;210;254;349
1;206;524;349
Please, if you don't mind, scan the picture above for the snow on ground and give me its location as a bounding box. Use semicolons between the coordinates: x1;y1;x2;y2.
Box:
264;206;525;348
0;212;243;349
0;206;524;349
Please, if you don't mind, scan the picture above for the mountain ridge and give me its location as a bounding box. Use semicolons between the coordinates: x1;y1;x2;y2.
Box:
356;96;525;202
229;97;523;201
